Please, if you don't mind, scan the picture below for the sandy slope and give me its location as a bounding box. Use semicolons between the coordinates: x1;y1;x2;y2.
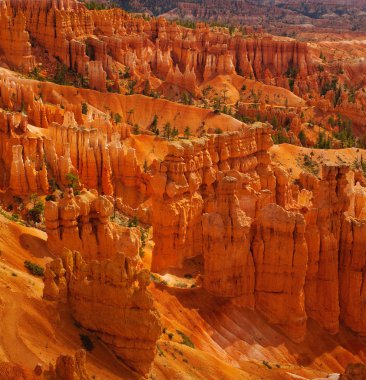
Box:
0;68;245;135
270;144;366;179
202;74;306;108
0;214;137;379
151;285;366;380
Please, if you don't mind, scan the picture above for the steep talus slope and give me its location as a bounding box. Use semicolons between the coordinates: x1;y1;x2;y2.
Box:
152;286;366;379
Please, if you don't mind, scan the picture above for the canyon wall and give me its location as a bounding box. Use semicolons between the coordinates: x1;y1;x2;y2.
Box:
339;179;366;335
0;110;49;195
44;189;140;259
0;0;365;350
150;125;275;273
0;0;35;72
149;130;366;343
251;203;308;342
1;0;314;94
1;73;366;344
44;249;161;376
202;174;253;303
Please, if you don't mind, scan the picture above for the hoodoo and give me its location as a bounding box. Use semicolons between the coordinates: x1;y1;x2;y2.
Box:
0;0;366;379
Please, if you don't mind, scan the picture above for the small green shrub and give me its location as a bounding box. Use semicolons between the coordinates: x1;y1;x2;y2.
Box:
183;127;191;139
83;1;108;10
150;273;167;286
66;172;81;195
113;113;122;124
176;330;195;348
27;200;44;223
81;102;88;115
11;213;20;221
262;360;272;369
298;130;306;146
128;216;139;227
167;332;174;340
303;154;319;176
132;124;140;135
24;260;44;277
28;66;44;81
272;130;289;144
53;64;68;85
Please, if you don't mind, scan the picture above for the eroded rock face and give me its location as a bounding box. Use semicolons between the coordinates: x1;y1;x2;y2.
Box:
150;139;206;271
148;129;366;343
150;126;275;273
43;249;161;376
0;109;48;196
252;203;308;342
0;362;37;380
0;5;364;345
339;177;366;335
45;118;135;197
1;0;314;95
202;174;254;304
339;363;366;380
0;1;35;72
300;166;350;334
270;163;366;339
45;188;140;259
50;350;90;380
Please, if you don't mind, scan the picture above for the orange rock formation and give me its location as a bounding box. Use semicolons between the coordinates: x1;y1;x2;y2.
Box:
44;249;161;376
0;1;366;379
51;350;90;380
0;0;35;72
44;188;140;259
0;0;315;96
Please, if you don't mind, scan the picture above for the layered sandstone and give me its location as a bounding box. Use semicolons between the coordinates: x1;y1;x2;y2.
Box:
202;174;254;303
0;109;49;195
48;350;90;380
150;125;275;272
149;130;366;343
0;0;35;72
43;249;161;376
340;363;366;380
339;177;366;335
300;166;350;334
45;116;135;197
0;0;315;96
0;0;365;351
252;203;308;342
44;188;140;259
